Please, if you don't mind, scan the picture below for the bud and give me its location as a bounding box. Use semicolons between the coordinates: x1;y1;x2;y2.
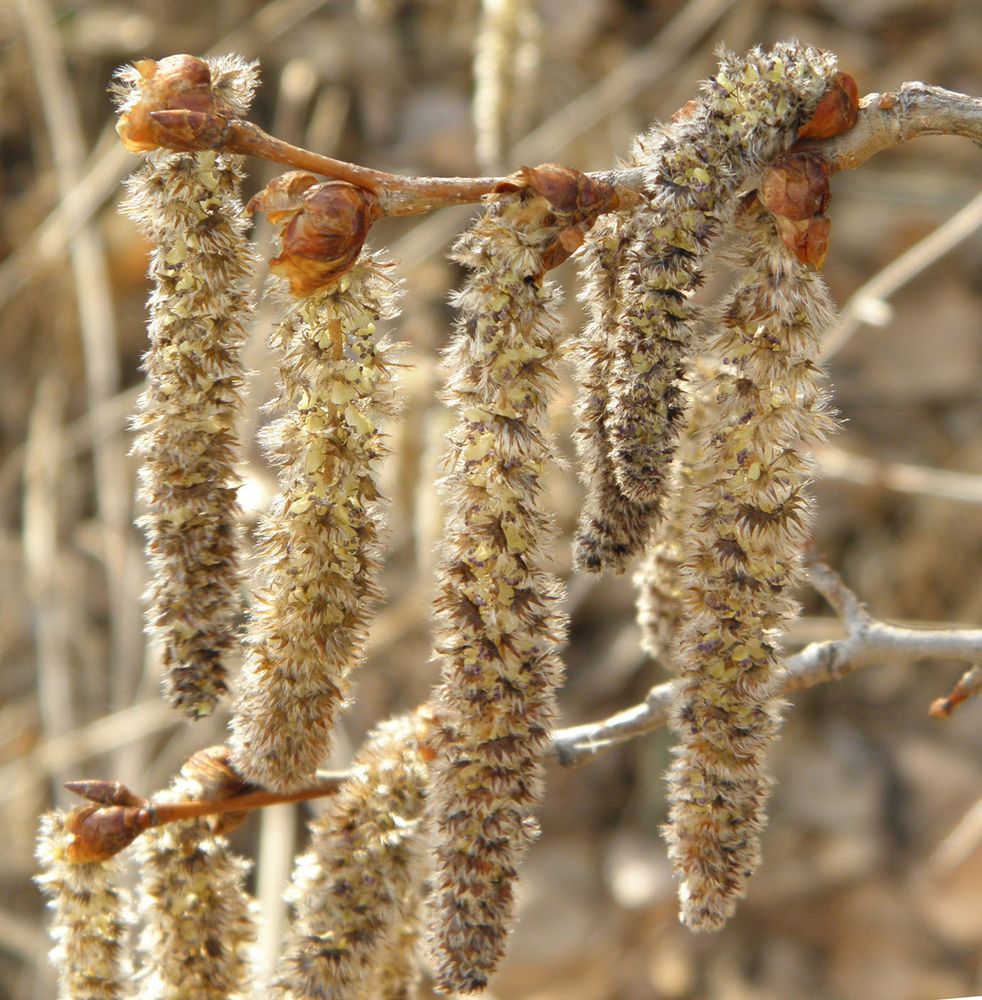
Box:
64;804;152;863
63;779;147;808
760;152;830;220
798;71;859;139
773;212;831;269
115;54;219;152
253;176;381;296
495;163;619;272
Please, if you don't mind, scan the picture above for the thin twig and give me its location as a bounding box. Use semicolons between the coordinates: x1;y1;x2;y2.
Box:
821;189;982;359
929;664;982;719
551;608;982;767
815;444;982;505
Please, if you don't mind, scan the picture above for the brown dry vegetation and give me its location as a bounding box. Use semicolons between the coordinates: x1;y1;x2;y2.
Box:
1;1;980;998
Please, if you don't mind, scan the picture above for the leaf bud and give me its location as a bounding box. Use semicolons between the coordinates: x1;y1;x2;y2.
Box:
798;71;859;139
116;54;222;152
253;175;381;296
65;804;152;863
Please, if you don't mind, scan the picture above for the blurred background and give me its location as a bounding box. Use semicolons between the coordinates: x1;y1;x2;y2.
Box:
1;1;980;998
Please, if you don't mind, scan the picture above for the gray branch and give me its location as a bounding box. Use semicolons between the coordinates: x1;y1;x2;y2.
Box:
550;564;982;768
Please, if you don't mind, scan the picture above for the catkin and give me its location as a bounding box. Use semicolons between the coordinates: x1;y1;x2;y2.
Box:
133;759;257;999
607;42;838;508
634;360;721;666
115;55;258;717
424;190;570;994
572;212;659;574
272;712;430;1000
664;200;838;930
36;811;133;1000
229;256;400;792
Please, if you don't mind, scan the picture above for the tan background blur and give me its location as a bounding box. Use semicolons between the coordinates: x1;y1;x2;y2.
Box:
1;1;980;998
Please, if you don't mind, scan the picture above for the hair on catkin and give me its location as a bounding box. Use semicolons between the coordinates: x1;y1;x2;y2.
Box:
606;43;838;515
114;54;259;717
664;198;838;930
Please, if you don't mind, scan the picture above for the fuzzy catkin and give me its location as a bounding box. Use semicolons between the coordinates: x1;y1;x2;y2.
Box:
229;257;400;792
572;211;659;575
36;811;132;1000
634;361;721;666
664;202;838;931
607;42;838;508
425;191;568;994
133;766;256;999
117;55;258;717
272;712;430;1000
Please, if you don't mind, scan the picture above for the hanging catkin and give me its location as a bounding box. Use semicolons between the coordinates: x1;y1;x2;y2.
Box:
424;184;579;994
606;43;838;513
664;198;838;930
114;54;258;717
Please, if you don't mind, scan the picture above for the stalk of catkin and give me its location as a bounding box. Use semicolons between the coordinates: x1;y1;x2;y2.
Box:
572;211;659;574
114;55;258;717
424;189;571;994
36;811;133;1000
229;242;400;792
272;712;431;1000
133;750;257;999
664;199;838;930
607;43;838;509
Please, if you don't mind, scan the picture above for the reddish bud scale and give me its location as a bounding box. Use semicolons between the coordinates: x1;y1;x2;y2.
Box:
116;54;226;153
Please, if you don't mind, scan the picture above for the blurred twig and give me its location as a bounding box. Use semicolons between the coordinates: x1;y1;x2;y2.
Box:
16;0;139;711
22;377;73;788
821;189;982;359
815;444;982;505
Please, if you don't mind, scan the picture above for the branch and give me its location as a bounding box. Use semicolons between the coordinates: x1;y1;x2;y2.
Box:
65;567;982;842
142;81;982;219
551;563;982;767
807;84;982;174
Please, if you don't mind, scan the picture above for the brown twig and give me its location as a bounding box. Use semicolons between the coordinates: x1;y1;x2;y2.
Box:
929;664;982;719
144;83;982;220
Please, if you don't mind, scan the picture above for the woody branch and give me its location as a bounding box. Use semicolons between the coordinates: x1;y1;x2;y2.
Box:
65;562;982;843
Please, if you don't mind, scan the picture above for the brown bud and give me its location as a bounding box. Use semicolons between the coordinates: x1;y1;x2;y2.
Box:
263;180;381;296
497;163;619;217
246;170;319;222
65;804;153;862
760;153;830;221
877;92;898;111
116;54;219;152
798;71;859;140
182;745;252;835
146;108;233;153
64;780;147;808
772;213;831;269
